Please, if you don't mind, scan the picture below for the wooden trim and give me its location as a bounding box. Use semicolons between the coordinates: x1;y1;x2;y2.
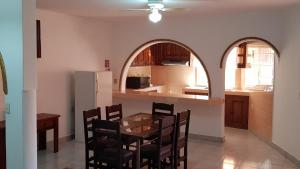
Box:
219;37;280;68
0;52;8;95
36;20;41;59
270;142;300;167
189;133;225;143
119;39;212;98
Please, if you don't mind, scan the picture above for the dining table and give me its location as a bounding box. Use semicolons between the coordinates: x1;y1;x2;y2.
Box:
120;113;160;169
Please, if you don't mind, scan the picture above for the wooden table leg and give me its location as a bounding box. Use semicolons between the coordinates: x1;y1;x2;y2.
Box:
38;131;47;150
136;139;141;169
54;119;59;153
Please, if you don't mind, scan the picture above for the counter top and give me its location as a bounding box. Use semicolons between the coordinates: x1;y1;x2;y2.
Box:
183;87;273;96
113;91;224;105
132;85;165;92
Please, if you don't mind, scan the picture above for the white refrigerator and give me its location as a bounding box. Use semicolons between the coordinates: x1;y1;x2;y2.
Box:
74;71;112;142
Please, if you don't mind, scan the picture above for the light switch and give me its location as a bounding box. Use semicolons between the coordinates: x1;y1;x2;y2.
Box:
5;103;10;114
298;92;300;100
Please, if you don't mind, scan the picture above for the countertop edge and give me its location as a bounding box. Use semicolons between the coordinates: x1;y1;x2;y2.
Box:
113;91;224;105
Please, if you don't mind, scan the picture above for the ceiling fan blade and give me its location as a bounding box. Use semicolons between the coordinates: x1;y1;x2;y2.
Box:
122;9;150;11
163;0;218;4
162;8;190;12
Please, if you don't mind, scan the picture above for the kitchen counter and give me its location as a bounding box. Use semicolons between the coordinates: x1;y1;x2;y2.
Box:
183;86;273;96
130;85;166;93
113;90;225;140
113;90;224;105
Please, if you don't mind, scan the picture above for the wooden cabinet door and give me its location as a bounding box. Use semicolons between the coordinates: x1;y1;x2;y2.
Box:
131;47;152;66
225;95;249;129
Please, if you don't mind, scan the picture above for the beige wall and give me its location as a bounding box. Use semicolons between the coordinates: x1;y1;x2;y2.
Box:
249;92;273;141
151;65;195;94
37;9;112;140
127;66;151;77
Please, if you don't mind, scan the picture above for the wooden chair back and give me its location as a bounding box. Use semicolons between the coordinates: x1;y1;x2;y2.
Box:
106;104;123;122
157;115;176;160
83;108;101;145
176;110;191;142
152;102;174;116
174;110;191;169
92;120;122;168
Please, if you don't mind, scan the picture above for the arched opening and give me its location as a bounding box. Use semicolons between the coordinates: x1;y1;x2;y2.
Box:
221;37;279;141
119;39;212;98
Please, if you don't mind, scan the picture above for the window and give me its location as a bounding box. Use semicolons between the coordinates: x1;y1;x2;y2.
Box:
244;47;275;89
225;44;275;91
190;55;208;88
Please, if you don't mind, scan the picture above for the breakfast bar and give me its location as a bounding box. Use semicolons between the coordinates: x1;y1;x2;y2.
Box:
113;91;225;141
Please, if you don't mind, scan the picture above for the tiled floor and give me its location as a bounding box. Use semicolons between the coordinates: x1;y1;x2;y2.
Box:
38;128;299;169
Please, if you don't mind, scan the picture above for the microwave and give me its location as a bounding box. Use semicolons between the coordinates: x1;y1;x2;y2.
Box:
126;77;150;89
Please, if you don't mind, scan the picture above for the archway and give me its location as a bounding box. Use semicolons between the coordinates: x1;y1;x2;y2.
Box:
119;39;212;98
220;37;280;68
220;37;279;141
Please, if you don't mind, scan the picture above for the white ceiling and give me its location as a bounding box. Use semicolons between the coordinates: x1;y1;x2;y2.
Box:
37;0;300;18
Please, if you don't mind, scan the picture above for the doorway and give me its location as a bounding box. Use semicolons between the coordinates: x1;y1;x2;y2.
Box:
221;37;279;141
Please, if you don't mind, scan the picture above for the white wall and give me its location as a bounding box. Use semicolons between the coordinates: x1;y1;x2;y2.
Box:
110;10;283;98
110;10;283;143
273;6;300;160
23;0;38;168
36;9;112;139
0;0;25;168
35;6;300;161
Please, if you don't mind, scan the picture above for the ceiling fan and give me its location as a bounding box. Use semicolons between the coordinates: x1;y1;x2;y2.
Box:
124;0;190;23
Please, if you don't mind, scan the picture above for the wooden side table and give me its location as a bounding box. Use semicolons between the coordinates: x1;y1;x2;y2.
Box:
37;113;60;153
0;113;60;169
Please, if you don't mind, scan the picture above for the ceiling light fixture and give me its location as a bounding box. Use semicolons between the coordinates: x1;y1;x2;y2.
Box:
149;8;162;23
148;3;164;23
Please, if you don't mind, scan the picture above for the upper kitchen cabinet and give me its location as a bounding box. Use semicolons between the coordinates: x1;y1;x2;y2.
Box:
131;47;153;66
237;42;247;68
131;43;191;66
151;43;191;65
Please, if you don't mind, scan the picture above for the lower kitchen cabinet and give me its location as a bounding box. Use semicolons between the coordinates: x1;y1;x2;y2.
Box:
225;95;249;129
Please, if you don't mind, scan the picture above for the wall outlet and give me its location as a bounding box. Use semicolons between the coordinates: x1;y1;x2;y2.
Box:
5;103;10;114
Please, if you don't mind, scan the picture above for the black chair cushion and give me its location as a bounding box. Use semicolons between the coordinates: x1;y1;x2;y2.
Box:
89;137;118;150
95;147;134;163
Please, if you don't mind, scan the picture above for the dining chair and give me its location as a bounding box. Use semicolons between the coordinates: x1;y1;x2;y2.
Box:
106;104;123;122
83;107;101;169
106;104;136;158
106;104;136;146
152;102;175;116
141;115;176;169
174;110;191;169
92;119;136;169
145;102;175;143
